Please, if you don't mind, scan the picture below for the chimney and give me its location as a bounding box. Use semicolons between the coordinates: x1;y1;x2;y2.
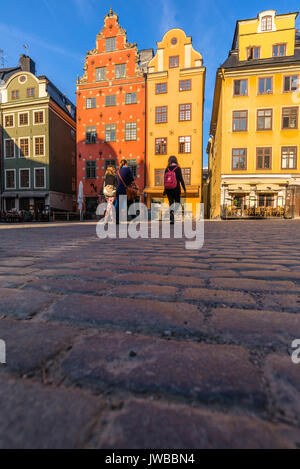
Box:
19;55;36;75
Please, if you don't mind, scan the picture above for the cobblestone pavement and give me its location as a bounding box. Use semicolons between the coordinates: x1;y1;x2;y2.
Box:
0;220;300;449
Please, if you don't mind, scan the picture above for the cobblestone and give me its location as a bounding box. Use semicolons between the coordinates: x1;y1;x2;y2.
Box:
0;219;300;448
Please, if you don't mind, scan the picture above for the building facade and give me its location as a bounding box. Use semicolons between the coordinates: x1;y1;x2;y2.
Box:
144;28;205;216
76;9;152;216
0;55;76;217
208;10;300;219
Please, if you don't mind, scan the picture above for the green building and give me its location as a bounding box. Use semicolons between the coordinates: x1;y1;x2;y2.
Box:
0;55;76;217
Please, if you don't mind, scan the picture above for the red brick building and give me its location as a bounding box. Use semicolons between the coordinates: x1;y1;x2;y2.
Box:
76;8;152;215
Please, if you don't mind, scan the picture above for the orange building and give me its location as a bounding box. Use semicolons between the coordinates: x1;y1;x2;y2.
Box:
76;8;152;215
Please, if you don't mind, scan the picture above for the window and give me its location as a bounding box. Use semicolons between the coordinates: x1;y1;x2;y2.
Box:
11;90;19;100
179;103;192;121
233;110;248;132
179;136;191;154
156;83;167;94
6;170;15;189
256;147;272;169
125;122;137;141
34;111;44;124
105;124;116;142
35;168;45;188
86;97;96;109
284;75;299;92
19;113;29;126
4;115;14;127
233;79;248;96
273;44;286;57
5;139;15;158
155;138;167;155
281;147;297;169
182;168;191;185
86;127;97;144
261;15;272;31
258;77;273;95
20;169;30;188
105;159;116;171
95;67;106;82
155;169;165;186
156;106;167;124
247;47;260;60
258;194;274;207
282;107;298;129
106;37;116;52
34;137;45;156
125;92;137;104
128;159;137;177
115;64;126;79
27;88;35;97
232;148;247;170
85;161;96;179
179;80;191;91
20;138;29;158
105;95;116;106
257;109;272;130
169;56;179;68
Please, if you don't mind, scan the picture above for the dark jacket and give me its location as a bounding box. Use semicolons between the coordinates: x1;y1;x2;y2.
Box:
117;166;134;195
104;174;117;188
164;164;186;194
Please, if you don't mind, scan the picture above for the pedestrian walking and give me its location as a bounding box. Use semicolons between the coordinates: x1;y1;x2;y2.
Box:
102;165;117;223
116;159;139;224
163;156;186;224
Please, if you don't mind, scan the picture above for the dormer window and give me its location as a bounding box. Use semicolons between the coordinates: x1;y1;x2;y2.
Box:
261;15;272;31
247;47;260;60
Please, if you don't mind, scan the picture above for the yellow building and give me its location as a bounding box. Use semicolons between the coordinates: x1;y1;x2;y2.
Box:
144;28;205;216
208;10;300;219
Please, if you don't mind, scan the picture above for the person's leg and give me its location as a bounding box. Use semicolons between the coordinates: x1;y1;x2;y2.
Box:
167;193;175;224
116;194;120;224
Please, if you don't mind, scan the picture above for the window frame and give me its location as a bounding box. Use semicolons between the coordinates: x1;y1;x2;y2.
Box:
125;92;137;104
106;37;116;52
282;107;299;130
155;137;168;155
232;110;248;132
246;46;261;60
179;80;192;92
33;109;45;125
18;111;29;127
33;136;45;157
34;167;46;189
233;79;248;97
19;168;31;189
26;87;35;98
281;146;298;170
179;103;192;122
232;148;247;171
105;124;116;142
86;97;97;109
178;136;191;154
272;43;287;57
125;122;137;141
256;147;272;170
4;114;14;128
155;106;168;124
95;66;106;82
127;159;137;178
105;95;117;107
156;83;167;95
283;75;299;93
5;169;16;189
258;76;273;95
182;168;191;186
154;169;165;187
85;127;97;144
261;15;272;32
11;90;20;100
256;108;273;131
115;63;126;79
85;160;97;179
4;138;15;159
19;137;30;158
169;55;179;68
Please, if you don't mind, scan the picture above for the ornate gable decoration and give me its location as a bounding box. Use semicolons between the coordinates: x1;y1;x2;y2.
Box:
80;8;143;83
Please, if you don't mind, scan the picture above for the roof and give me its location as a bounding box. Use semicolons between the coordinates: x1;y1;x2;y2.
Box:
0;66;22;84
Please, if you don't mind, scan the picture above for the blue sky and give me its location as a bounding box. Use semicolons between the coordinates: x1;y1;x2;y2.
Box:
1;0;299;166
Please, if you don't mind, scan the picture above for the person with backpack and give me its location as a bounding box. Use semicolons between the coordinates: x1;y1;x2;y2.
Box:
102;165;117;223
164;156;186;224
